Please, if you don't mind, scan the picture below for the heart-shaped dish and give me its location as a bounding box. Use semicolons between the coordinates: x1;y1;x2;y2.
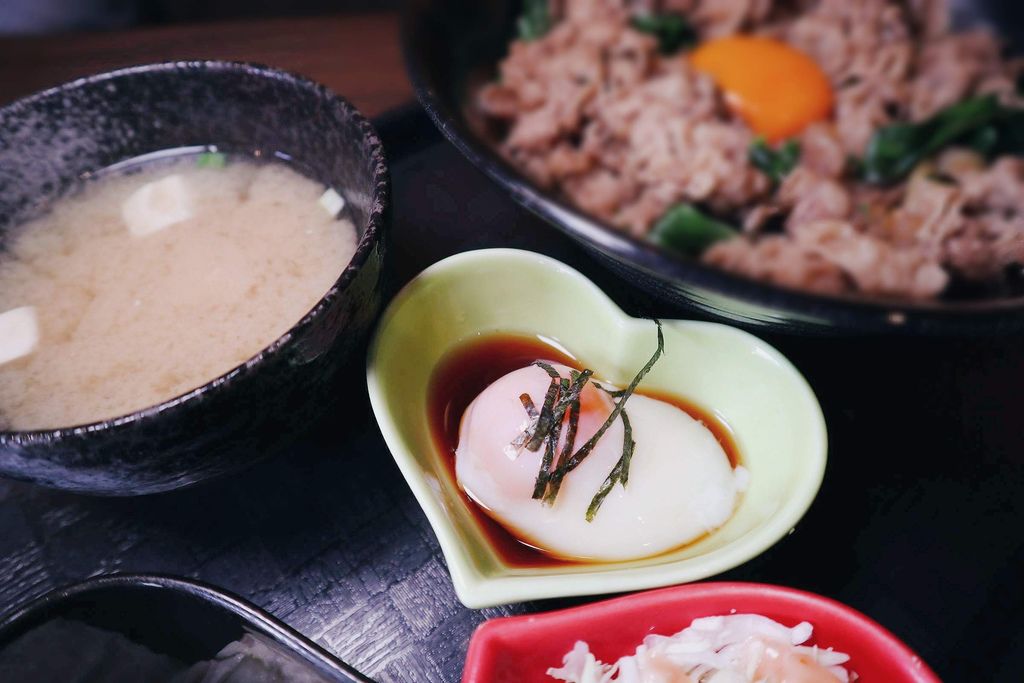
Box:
366;249;827;607
462;582;941;682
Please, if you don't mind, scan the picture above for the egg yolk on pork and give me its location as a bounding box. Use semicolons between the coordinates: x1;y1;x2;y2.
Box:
690;35;833;142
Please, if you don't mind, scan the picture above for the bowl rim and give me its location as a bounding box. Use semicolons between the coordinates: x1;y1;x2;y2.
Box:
366;248;828;607
0;60;389;441
462;581;942;683
400;1;1024;334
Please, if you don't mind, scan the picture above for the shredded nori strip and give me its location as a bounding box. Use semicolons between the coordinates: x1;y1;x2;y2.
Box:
534;361;562;379
541;371;592;504
557;320;664;479
557;397;582;468
525;361;584;451
594;383;626;399
532;425;557;498
532;377;570;498
509;323;663;519
585;410;635;521
508;394;540;453
526;370;561;452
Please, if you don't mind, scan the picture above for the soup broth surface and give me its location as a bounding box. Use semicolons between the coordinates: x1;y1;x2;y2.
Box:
0;153;357;430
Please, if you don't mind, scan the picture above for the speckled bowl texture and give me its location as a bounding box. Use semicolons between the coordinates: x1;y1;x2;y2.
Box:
0;62;389;495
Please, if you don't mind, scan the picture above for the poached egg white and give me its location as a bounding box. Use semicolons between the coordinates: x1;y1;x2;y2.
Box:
455;362;741;561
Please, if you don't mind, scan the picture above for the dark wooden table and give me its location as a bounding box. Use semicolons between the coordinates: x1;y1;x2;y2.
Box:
0;12;411;113
3;12;1024;683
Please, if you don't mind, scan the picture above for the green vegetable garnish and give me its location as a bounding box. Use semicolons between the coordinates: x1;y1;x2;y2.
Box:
650;204;737;256
196;152;226;169
862;95;1024;184
511;321;664;521
517;0;552;41
749;138;801;183
630;13;697;54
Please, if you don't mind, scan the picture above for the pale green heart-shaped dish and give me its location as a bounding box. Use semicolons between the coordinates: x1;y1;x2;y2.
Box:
366;249;827;608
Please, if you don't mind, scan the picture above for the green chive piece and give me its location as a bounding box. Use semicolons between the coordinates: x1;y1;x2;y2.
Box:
517;0;552;41
196;152;226;168
862;94;1024;184
749;137;801;184
649;204;737;257
629;13;697;54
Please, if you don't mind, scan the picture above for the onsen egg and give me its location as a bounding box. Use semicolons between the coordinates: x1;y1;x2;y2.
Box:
691;35;833;142
454;363;740;561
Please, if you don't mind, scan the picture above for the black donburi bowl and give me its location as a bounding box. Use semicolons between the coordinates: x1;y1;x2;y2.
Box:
0;62;388;495
404;0;1024;335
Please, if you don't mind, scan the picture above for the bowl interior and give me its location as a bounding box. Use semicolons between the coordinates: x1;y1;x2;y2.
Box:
0;61;387;494
404;0;1024;334
0;62;386;433
369;249;826;605
463;582;940;683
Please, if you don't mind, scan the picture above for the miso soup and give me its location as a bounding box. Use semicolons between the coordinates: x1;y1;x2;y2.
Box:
0;152;358;430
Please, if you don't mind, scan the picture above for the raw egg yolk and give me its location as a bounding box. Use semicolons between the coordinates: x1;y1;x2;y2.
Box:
691;35;833;142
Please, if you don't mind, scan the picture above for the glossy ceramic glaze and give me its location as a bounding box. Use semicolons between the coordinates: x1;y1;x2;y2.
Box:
462;582;941;683
0;62;389;495
367;249;827;607
403;0;1024;335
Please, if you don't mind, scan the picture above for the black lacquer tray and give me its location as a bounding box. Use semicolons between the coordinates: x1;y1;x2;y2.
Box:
0;106;1021;682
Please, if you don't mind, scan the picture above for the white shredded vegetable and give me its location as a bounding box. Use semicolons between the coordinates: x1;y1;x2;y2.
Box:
547;614;853;683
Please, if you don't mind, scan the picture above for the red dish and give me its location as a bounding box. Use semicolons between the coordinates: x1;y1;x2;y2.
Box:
462;582;940;683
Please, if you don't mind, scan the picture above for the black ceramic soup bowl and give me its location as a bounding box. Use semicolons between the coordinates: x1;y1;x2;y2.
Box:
403;0;1024;335
0;62;388;495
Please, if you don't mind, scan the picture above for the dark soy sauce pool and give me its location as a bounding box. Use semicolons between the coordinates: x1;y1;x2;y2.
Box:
427;334;741;569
